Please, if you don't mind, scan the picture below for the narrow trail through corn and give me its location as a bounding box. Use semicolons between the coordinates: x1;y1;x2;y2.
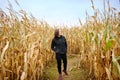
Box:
43;54;88;80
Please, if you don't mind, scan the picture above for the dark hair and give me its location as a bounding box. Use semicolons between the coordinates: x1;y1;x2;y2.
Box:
54;29;59;37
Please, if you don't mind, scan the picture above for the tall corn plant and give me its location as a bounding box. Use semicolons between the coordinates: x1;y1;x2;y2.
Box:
78;0;120;79
0;2;54;79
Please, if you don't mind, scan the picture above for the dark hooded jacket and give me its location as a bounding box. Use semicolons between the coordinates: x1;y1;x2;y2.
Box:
51;35;67;54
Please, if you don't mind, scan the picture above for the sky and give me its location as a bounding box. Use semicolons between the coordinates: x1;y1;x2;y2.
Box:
0;0;120;26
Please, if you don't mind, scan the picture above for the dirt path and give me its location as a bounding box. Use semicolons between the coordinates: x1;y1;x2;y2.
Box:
43;54;88;80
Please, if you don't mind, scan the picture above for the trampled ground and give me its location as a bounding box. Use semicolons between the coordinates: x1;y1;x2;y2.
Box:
43;54;89;80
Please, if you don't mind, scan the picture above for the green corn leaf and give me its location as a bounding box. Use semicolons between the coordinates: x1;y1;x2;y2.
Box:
103;28;107;41
112;52;120;78
105;39;114;52
116;56;120;61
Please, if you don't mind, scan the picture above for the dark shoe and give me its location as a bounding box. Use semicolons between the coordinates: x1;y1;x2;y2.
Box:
58;74;62;80
63;70;68;75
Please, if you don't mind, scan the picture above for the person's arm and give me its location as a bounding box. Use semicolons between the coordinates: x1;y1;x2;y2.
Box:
64;37;67;49
51;39;56;52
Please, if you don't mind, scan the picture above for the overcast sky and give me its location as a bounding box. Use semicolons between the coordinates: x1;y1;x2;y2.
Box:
0;0;120;26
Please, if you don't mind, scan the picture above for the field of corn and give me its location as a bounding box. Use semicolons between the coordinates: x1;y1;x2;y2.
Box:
0;0;120;80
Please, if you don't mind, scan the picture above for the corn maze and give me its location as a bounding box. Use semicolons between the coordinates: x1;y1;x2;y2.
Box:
0;0;120;80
